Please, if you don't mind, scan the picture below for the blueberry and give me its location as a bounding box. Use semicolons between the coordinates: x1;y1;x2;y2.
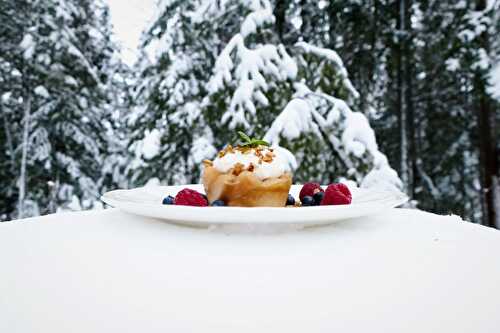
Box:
313;191;324;205
302;195;314;206
211;199;226;207
286;194;295;206
162;195;175;205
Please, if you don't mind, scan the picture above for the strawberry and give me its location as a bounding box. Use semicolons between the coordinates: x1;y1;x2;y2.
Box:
174;188;208;206
321;183;352;205
299;182;324;201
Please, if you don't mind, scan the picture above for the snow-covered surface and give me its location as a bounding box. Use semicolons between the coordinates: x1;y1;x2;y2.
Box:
1;209;500;332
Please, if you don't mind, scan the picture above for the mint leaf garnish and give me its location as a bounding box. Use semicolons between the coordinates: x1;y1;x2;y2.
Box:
236;132;270;148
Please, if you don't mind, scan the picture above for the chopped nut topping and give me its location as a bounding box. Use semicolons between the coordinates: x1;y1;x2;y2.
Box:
232;163;245;176
262;152;274;163
247;163;255;172
237;146;251;154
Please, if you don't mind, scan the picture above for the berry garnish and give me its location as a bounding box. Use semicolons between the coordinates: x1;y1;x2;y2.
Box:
211;199;226;206
286;194;295;206
302;195;315;206
321;183;352;205
174;188;208;206
162;195;174;205
331;183;352;201
299;182;324;201
313;191;324;205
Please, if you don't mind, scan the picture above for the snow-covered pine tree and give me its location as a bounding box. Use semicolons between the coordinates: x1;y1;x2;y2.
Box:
373;1;498;223
205;0;297;146
398;1;483;220
129;0;228;186
469;0;500;227
205;0;401;190
97;5;135;196
2;0;118;219
0;0;26;220
281;0;498;224
99;57;135;194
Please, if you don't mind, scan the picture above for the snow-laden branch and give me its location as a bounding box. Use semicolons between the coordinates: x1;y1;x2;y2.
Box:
264;82;402;192
263;98;317;142
295;41;360;100
241;0;274;37
416;160;441;198
208;33;296;128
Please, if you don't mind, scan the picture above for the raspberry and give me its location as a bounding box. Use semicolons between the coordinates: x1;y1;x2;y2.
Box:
331;183;352;201
299;182;323;201
321;183;352;205
174;188;208;206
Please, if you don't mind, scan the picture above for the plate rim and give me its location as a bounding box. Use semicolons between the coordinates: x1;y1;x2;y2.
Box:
100;184;409;225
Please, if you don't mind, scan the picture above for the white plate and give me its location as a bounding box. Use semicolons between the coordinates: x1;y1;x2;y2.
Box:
101;185;408;227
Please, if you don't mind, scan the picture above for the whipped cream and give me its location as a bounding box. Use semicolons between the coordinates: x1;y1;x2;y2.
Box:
212;147;291;180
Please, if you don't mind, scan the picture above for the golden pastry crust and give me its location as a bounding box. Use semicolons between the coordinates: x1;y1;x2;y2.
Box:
202;165;292;207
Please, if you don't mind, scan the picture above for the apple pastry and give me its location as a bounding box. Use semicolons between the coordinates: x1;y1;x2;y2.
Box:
202;133;292;207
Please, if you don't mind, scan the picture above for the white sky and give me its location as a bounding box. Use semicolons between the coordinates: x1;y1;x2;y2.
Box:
105;0;156;65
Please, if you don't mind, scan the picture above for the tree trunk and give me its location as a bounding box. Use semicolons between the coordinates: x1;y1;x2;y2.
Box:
475;0;498;228
274;0;287;42
397;0;409;194
404;0;416;197
18;91;31;219
0;101;15;167
477;87;498;228
300;0;310;38
327;0;342;49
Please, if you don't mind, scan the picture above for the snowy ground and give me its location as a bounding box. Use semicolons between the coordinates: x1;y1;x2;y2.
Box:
1;208;500;332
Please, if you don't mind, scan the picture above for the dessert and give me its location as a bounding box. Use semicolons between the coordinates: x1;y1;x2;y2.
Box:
159;135;353;208
202;132;292;207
